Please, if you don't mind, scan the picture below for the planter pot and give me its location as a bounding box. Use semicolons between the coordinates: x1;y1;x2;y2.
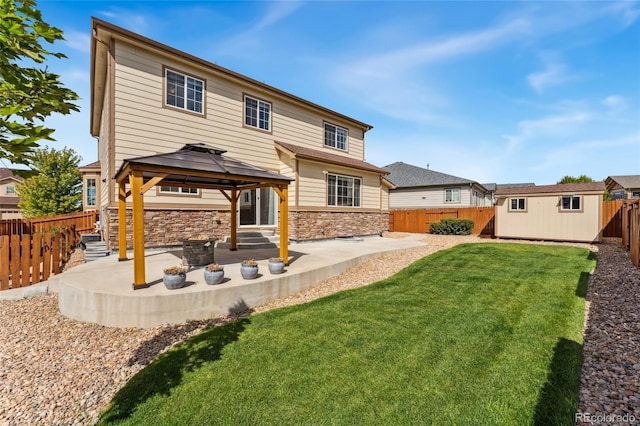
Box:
240;264;259;279
163;272;186;290
204;268;224;285
268;260;285;275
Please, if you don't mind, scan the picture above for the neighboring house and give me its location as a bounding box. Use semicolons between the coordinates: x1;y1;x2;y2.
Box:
78;161;101;212
0;168;24;220
605;175;640;200
383;162;491;208
482;182;536;206
494;182;605;243
90;19;390;248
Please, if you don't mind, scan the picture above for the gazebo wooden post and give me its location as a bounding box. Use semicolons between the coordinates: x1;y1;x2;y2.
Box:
117;179;128;261
274;185;289;264
230;188;238;251
130;169;147;289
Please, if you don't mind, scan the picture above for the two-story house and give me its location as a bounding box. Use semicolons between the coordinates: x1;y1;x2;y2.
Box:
0;168;23;220
383;162;491;208
90;19;390;248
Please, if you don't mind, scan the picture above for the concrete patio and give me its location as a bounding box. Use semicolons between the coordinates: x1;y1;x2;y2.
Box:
49;234;427;328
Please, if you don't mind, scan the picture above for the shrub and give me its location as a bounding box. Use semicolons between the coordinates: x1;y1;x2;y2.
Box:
429;218;474;235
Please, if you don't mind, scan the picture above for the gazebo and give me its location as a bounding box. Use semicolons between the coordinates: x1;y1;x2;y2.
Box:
114;143;294;289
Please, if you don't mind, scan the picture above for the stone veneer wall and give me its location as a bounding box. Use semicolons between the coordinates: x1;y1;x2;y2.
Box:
105;208;231;249
104;208;390;248
288;210;389;241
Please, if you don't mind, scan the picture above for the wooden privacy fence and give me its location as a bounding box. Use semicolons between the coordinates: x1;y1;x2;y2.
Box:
0;211;99;237
0;226;78;290
621;200;640;267
602;200;624;238
389;207;495;235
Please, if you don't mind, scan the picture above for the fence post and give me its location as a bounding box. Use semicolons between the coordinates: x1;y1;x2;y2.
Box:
0;235;9;290
52;232;61;274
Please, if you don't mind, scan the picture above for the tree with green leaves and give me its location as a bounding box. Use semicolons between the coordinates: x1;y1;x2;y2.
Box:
557;175;595;184
16;147;82;217
0;0;79;168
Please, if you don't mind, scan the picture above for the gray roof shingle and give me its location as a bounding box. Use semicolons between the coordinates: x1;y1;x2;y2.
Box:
607;175;640;189
382;162;478;188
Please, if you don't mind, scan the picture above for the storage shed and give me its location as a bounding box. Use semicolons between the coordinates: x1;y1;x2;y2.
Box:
494;182;605;243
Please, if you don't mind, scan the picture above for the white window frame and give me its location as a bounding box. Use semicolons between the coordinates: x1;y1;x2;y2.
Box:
244;95;271;131
444;188;460;204
165;68;204;114
560;195;582;211
324;122;348;151
159;186;200;195
509;197;526;211
327;173;361;207
85;178;96;207
5;185;15;195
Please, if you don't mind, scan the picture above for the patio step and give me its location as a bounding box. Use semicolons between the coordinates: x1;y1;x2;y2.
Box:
216;231;280;250
83;241;110;262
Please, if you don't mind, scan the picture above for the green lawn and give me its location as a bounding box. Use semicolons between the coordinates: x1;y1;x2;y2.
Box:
98;243;595;425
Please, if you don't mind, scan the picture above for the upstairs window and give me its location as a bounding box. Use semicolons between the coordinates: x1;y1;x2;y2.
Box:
165;69;204;114
324;123;348;151
244;95;271;131
509;198;526;211
561;196;581;211
327;173;361;207
5;185;15;195
445;188;460;203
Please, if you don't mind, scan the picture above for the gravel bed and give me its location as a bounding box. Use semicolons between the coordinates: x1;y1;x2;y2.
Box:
578;238;640;424
0;234;629;425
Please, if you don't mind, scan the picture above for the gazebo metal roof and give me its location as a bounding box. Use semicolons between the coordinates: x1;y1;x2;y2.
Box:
114;143;292;289
115;143;293;189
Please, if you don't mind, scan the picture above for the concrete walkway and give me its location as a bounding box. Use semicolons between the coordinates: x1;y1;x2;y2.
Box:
49;234;427;328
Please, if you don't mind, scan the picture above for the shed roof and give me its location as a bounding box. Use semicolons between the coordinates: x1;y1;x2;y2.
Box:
495;182;605;196
115;143;293;189
383;161;484;189
275;141;388;175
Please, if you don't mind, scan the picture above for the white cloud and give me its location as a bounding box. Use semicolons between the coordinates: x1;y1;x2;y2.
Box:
330;18;531;124
213;1;303;58
503;112;592;152
255;1;303;32
63;31;90;54
342;18;531;81
527;61;571;93
602;95;628;109
97;10;152;35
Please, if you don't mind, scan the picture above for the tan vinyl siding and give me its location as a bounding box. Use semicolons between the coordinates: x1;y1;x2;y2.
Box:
112;40;372;208
296;160;381;209
495;193;602;242
98;69;111;208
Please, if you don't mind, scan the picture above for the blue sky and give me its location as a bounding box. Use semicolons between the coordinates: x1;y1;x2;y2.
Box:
28;0;640;185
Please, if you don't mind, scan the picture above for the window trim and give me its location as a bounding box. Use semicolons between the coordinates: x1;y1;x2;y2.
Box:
5;185;15;195
85;178;97;208
243;93;272;133
157;186;202;198
444;187;461;204
559;195;583;212
326;172;362;208
508;197;527;212
323;121;349;152
162;66;206;117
